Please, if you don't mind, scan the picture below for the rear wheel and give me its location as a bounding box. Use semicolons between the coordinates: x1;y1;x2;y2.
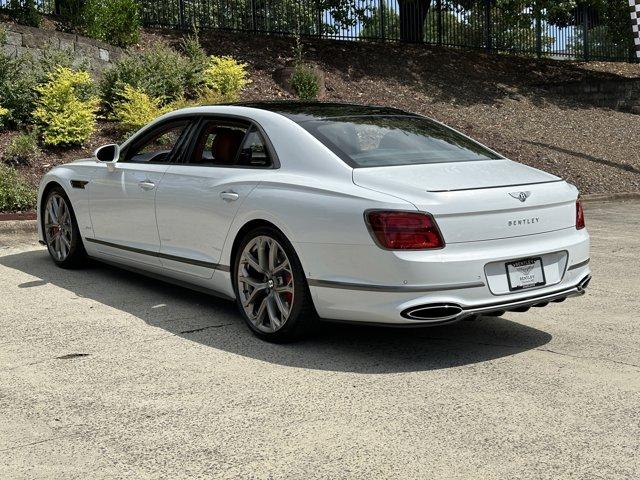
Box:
43;186;87;268
233;226;317;342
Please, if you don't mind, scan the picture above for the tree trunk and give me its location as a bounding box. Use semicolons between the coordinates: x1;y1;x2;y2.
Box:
398;0;430;42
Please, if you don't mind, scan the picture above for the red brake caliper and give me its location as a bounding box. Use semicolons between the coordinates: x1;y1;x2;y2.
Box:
282;273;293;304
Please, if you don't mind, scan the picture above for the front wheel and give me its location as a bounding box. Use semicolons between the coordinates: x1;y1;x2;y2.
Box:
42;186;87;268
233;226;317;342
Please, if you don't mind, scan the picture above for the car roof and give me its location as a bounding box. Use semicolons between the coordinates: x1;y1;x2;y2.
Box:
227;101;418;122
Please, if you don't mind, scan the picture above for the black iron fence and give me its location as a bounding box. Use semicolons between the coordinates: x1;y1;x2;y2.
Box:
138;0;636;62
2;0;636;61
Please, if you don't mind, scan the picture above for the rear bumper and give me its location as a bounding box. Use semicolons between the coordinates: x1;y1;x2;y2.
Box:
402;274;590;326
300;227;591;325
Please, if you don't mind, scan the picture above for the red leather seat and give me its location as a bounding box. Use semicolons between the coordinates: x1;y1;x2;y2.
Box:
190;125;246;165
210;128;245;165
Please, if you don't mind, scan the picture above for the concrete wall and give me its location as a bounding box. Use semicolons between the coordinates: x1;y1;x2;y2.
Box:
1;22;123;73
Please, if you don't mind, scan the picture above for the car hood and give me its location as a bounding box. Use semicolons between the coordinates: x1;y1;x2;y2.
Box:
352;159;560;196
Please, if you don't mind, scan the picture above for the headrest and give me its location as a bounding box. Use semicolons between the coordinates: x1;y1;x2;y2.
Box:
210;128;245;165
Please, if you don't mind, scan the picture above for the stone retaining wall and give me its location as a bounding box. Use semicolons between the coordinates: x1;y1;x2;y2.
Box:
1;22;123;73
543;78;640;114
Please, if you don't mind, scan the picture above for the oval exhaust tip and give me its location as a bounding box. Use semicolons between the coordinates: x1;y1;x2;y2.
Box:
578;276;591;291
403;304;463;322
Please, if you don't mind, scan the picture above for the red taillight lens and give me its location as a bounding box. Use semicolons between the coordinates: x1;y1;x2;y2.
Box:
576;200;585;230
366;211;444;250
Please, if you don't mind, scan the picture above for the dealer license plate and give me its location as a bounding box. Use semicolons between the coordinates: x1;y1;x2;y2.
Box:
505;257;546;291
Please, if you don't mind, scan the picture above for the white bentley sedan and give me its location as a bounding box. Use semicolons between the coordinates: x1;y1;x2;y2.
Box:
37;102;591;342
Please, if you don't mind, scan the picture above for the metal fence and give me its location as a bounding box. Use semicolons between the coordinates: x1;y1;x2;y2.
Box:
138;0;635;62
1;0;635;61
0;0;56;13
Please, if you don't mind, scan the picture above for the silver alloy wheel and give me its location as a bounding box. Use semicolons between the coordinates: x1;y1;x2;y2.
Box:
237;235;295;333
44;193;73;262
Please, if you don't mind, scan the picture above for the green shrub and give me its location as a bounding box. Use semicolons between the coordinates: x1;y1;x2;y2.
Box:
181;33;209;95
290;65;319;101
100;55;146;111
3;130;40;166
0;53;37;128
138;44;194;100
56;0;86;29
7;0;41;28
34;44;82;84
101;44;194;112
33;67;99;146
84;0;140;48
101;44;249;114
113;85;169;133
0;164;37;212
0;37;78;128
203;56;250;101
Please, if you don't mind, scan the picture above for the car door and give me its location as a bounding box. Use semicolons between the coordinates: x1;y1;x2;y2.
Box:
155;117;275;279
88;119;193;267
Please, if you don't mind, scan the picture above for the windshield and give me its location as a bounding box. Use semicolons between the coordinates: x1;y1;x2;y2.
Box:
299;115;502;167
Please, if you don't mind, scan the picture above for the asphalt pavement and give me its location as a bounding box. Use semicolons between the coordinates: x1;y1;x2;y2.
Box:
0;201;638;479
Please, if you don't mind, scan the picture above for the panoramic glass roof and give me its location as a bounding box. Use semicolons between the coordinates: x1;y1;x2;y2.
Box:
234;101;412;122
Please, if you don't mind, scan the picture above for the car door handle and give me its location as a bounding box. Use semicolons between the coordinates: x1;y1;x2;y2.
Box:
138;180;156;191
220;191;239;202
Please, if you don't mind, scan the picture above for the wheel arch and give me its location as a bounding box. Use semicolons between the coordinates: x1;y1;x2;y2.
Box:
229;219;290;280
40;180;66;207
38;180;68;242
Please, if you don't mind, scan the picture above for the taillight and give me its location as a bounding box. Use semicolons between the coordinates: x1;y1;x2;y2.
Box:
576;200;585;230
365;211;444;250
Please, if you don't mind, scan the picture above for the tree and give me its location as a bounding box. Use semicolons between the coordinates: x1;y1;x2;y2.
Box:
360;2;397;39
358;0;433;42
398;0;431;42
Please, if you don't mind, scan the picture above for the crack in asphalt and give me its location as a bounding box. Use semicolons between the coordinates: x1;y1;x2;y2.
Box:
56;353;90;360
0;434;78;453
535;347;640;370
1;359;49;373
179;323;233;334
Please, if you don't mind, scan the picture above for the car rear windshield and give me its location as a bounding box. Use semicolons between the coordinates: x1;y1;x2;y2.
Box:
298;115;502;167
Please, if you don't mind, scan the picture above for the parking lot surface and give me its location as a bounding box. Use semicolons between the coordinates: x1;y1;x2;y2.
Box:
0;202;638;479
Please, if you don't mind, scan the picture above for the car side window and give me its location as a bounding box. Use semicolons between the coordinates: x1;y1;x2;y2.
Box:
123;121;188;164
237;126;271;167
187;120;272;168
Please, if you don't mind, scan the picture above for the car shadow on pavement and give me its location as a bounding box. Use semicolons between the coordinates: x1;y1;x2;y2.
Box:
1;249;553;374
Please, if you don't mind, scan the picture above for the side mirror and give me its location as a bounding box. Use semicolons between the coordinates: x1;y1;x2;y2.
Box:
94;144;120;172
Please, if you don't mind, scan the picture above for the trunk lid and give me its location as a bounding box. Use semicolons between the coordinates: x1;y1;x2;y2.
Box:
353;159;578;243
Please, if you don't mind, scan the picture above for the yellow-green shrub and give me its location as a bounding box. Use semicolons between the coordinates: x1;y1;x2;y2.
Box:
195;87;224;106
0;106;9;128
203;56;250;101
33;67;99;146
113;84;170;133
168;87;223;109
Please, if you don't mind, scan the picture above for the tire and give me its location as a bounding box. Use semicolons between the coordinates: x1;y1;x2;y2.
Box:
42;185;87;269
232;226;317;342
